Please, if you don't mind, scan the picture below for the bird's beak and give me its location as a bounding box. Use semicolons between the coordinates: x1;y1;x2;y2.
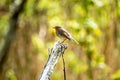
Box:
53;27;55;29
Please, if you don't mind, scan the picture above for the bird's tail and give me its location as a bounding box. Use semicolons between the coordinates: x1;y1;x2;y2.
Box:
71;37;79;44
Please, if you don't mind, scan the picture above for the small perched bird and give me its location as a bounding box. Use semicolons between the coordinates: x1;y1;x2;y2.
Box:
53;26;79;44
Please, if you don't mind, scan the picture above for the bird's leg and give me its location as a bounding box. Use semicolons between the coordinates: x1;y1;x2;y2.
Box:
61;39;67;43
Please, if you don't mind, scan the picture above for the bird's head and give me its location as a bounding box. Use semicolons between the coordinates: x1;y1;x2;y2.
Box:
53;26;61;30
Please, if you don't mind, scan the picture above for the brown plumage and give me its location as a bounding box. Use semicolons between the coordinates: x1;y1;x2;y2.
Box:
53;26;78;44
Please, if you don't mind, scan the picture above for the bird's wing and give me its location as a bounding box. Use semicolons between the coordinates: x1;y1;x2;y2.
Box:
61;28;79;44
62;29;72;40
63;32;71;40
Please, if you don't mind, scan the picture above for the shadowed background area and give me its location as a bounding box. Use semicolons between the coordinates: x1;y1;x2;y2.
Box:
0;0;120;80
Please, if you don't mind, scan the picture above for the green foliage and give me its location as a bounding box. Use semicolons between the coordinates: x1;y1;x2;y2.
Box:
0;15;9;36
66;51;87;73
0;15;9;51
32;35;45;52
6;69;17;80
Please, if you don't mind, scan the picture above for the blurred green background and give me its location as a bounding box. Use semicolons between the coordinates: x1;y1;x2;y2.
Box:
0;0;120;80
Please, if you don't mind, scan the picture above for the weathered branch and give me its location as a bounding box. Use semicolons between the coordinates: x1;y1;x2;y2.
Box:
39;42;67;80
0;0;27;71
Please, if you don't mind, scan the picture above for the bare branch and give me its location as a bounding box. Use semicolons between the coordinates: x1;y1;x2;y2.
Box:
62;54;66;80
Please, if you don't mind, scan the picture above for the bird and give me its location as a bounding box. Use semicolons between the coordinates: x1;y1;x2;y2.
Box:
53;26;79;44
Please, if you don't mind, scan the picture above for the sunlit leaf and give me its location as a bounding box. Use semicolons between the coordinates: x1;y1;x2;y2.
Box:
111;70;120;80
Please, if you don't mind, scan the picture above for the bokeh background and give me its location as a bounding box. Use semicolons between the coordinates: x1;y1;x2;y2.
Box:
0;0;120;80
